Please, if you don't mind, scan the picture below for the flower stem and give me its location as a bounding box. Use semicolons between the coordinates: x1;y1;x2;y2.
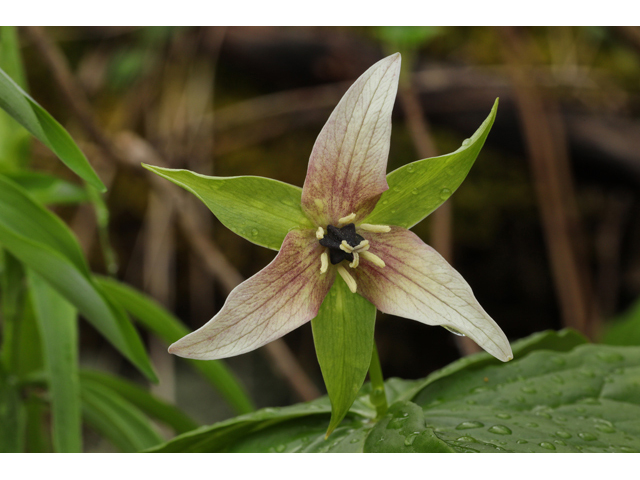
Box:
368;342;388;419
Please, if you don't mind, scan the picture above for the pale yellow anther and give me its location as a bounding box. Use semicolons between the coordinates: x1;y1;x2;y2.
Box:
349;252;360;269
337;265;357;293
361;251;385;268
359;224;391;233
339;240;354;253
314;199;325;212
354;239;369;251
316;226;325;240
338;213;356;226
320;252;329;274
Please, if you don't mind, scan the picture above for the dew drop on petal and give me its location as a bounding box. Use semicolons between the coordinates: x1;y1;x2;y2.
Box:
461;138;471;147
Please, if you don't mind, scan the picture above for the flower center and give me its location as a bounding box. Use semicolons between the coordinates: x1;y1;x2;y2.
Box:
315;213;390;293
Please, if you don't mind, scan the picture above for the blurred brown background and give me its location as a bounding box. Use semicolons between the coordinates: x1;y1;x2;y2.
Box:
17;26;640;425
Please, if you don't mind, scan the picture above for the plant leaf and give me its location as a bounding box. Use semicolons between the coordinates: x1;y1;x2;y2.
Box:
3;171;88;205
602;299;640;346
0;66;105;191
95;275;254;414
365;98;498;228
311;275;376;436
142;164;312;251
80;370;198;434
0;363;25;452
363;400;454;452
0;175;156;381
28;270;82;453
80;380;163;452
0;26;30;171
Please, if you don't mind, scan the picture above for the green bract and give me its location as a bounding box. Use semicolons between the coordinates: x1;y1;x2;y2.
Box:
145;53;511;435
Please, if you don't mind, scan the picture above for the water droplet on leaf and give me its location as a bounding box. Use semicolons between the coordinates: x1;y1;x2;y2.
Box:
488;425;512;435
578;432;598;441
539;442;556;450
462;138;470;146
455;421;484;430
439;188;452;200
251;228;259;236
597;352;624;363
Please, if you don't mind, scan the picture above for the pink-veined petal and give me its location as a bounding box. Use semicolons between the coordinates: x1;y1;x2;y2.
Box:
301;53;401;226
169;229;335;360
353;227;513;362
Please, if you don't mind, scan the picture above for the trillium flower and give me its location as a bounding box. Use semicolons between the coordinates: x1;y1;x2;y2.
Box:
145;53;512;427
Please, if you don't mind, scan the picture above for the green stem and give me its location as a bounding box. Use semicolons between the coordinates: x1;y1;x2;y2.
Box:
368;342;388;419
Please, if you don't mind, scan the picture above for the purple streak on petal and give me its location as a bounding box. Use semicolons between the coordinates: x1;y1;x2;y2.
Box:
354;227;513;362
169;229;335;360
301;54;401;226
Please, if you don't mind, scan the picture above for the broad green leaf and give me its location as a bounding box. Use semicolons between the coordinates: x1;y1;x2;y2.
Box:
0;66;105;191
410;344;640;452
398;328;588;403
3;171;88;205
365;98;499;228
0;26;30;171
148;332;640;453
0;176;156;381
0;363;25;452
81;381;163;452
364;400;454;452
311;276;376;436
602;299;640;346
142;165;313;251
96;276;254;414
80;370;198;434
28;271;81;453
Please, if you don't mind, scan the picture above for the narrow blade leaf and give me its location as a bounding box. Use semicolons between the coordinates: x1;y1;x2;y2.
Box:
0;66;105;191
28;270;82;453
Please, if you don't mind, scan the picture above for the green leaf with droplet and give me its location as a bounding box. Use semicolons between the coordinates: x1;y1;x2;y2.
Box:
365;98;498;229
142;165;313;251
0;66;105;191
311;276;377;437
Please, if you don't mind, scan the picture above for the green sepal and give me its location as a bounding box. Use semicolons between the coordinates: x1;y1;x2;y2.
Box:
366;98;498;228
311;277;376;437
0;66;105;191
142;164;313;251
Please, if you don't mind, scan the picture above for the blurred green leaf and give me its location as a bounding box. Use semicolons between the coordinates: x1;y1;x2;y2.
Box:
602;299;640;346
3;171;88;205
0;364;25;452
81;380;163;452
0;175;156;381
366;99;499;228
311;276;376;436
0;66;105;191
28;270;81;453
85;186;118;274
143;164;313;251
80;370;198;434
0;26;30;171
95;276;254;414
23;394;50;452
376;26;442;49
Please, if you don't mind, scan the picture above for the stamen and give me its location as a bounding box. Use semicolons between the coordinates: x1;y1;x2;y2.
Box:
320;251;329;274
349;252;360;269
353;239;369;251
316;226;325;240
338;213;356;226
361;251;385;268
337;265;357;293
359;224;391;233
339;240;354;253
